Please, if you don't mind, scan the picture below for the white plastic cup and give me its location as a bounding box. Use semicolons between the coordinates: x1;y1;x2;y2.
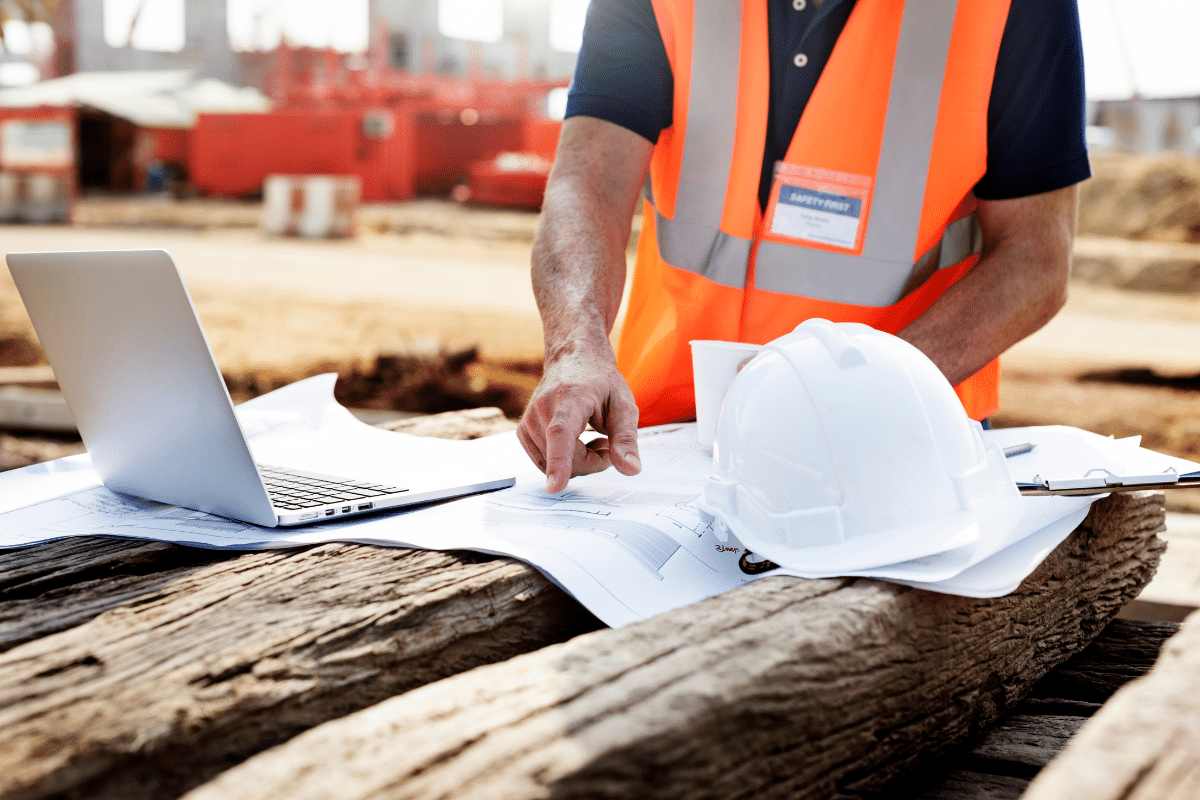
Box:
690;340;764;449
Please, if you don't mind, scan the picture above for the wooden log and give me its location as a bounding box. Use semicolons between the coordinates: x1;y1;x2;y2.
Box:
1028;617;1181;705
904;618;1181;800
909;771;1031;800
967;714;1087;771
376;406;518;439
182;492;1167;800
1124;511;1200;618
0;410;601;800
0;538;236;652
0;365;56;385
0;386;76;433
0;544;601;800
0;432;86;471
890;715;1087;797
1021;607;1200;800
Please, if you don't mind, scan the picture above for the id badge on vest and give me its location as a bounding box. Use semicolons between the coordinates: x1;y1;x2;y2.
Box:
764;163;872;256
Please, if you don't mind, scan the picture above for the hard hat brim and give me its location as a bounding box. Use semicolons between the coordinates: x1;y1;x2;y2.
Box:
709;504;985;574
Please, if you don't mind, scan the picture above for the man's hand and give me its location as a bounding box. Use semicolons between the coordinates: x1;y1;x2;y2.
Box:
518;343;641;494
520;116;654;493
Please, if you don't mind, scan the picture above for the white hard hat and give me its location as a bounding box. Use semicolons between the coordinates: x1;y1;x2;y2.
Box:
695;319;1023;573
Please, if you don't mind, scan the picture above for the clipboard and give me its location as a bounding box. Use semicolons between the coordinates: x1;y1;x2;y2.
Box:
1016;468;1200;496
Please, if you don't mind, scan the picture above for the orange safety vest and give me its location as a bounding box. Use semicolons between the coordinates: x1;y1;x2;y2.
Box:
617;0;1012;426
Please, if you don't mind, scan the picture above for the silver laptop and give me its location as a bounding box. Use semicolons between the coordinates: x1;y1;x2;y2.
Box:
6;249;515;527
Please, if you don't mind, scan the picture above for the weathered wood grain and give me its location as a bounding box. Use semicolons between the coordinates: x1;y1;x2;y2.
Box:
904;714;1087;793
968;714;1087;770
909;771;1030;800
0;537;236;652
376;406;518;439
182;492;1166;800
1022;607;1200;800
1127;511;1200;617
0;410;601;800
1028;617;1181;704
899;618;1180;800
0;544;601;800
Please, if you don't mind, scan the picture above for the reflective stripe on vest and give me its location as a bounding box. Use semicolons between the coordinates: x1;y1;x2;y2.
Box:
618;0;1010;426
650;0;982;306
651;0;750;290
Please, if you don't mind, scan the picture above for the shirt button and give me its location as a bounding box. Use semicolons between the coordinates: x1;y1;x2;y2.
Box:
793;0;807;9
793;52;808;68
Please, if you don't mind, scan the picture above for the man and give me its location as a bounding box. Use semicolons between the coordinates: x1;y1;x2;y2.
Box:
518;0;1090;494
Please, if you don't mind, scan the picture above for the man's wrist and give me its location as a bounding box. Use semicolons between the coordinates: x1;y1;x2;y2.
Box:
542;326;616;367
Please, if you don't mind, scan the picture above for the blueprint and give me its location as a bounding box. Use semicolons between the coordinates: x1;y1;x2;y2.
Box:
1;375;1194;627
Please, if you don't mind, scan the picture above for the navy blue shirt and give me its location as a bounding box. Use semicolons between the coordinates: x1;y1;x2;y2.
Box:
567;0;1091;209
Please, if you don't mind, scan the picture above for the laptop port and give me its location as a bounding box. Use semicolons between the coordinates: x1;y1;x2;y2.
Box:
325;509;335;516
358;502;373;511
342;506;351;513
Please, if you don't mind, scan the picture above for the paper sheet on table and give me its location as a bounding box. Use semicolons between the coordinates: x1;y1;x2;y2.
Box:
0;376;1188;627
0;375;528;551
873;425;1200;597
986;425;1200;484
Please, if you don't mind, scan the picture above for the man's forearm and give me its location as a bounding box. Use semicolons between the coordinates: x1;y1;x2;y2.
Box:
900;185;1078;386
518;117;654;491
532;118;653;364
533;177;631;360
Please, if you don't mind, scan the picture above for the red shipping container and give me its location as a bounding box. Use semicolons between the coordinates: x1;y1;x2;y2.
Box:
192;112;355;196
465;152;551;210
192;102;533;202
410;105;525;195
191;109;414;202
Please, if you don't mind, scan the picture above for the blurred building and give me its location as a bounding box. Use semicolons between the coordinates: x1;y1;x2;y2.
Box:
1080;0;1200;155
370;0;578;80
1;1;573;205
64;0;240;84
45;0;578;89
1091;100;1200;157
0;69;272;199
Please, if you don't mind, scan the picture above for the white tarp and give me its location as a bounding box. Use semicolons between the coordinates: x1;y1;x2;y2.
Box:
0;70;271;128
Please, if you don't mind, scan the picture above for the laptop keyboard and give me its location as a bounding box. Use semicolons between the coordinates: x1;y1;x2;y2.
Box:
258;465;408;511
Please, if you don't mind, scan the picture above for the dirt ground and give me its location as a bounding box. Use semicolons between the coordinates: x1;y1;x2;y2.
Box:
1;153;1198;509
1080;152;1200;245
1003;150;1200;510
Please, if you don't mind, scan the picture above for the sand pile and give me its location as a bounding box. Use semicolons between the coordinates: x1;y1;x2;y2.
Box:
1080;152;1200;243
1074;152;1200;295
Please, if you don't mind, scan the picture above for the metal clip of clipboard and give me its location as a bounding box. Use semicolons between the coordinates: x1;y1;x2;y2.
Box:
1017;468;1200;496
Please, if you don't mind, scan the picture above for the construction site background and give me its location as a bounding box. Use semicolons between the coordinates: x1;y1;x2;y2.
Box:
0;151;1198;517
